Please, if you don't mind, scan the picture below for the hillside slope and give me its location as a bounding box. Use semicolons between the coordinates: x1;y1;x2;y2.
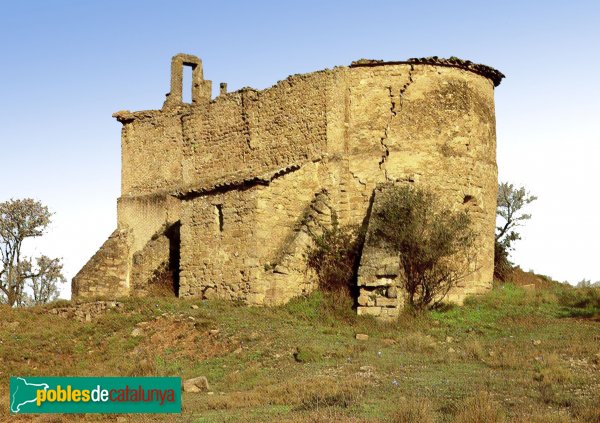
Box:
1;284;599;422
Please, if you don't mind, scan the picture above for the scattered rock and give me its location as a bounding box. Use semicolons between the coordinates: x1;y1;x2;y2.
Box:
386;286;398;298
233;347;243;355
203;287;217;300
130;328;143;337
382;338;396;345
46;301;123;322
7;321;20;330
532;339;542;346
446;336;454;343
182;376;210;393
191;305;199;310
356;333;369;341
357;292;371;306
448;347;456;353
209;329;220;335
432;320;441;326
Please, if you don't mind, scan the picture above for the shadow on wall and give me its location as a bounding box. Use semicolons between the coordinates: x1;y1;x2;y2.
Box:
146;222;181;297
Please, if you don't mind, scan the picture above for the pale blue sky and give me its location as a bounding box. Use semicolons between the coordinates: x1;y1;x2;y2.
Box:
1;1;599;296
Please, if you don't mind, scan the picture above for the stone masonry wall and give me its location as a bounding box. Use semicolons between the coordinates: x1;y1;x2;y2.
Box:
72;229;130;298
73;54;502;313
181;73;328;192
179;187;260;301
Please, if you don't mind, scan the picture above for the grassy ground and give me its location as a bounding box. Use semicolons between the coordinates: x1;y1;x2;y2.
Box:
1;283;599;422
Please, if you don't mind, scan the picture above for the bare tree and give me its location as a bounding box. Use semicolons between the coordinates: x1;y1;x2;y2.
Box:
28;256;65;305
0;199;65;306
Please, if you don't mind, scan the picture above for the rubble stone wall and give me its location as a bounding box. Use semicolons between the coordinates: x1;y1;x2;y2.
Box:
73;54;502;314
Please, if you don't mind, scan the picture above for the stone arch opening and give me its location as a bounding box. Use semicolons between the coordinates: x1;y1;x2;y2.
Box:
143;221;181;297
163;54;211;107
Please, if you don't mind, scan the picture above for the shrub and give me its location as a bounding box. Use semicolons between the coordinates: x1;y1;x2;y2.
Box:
293;346;322;363
493;240;512;282
557;286;600;312
307;223;362;295
372;185;476;311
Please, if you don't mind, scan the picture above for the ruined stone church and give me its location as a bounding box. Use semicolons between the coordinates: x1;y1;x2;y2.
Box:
73;54;503;319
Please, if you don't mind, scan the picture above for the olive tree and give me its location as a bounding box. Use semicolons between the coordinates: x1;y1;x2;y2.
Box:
0;199;65;306
372;186;476;311
494;182;537;281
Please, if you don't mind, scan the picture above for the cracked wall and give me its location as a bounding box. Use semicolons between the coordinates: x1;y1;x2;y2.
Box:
73;54;502;311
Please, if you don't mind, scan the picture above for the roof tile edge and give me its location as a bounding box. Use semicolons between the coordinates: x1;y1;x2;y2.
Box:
350;57;505;87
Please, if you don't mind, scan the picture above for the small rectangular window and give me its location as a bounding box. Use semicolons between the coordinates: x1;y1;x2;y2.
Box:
215;204;224;232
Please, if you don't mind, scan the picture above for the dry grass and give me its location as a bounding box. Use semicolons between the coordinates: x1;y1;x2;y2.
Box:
573;401;600;423
531;353;574;407
388;397;434;423
280;410;372;423
510;411;572;423
463;338;485;361
398;331;437;353
192;376;368;412
2;284;599;422
454;391;505;423
483;343;529;369
535;353;572;384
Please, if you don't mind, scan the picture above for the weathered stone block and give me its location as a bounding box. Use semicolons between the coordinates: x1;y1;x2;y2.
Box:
386;286;398;298
357;306;382;316
375;296;399;307
183;376;210;393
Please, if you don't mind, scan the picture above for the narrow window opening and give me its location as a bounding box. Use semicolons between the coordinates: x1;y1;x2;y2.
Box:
463;195;477;206
215;204;224;232
182;65;193;104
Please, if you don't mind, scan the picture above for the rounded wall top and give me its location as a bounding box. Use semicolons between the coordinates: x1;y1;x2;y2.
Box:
350;56;505;87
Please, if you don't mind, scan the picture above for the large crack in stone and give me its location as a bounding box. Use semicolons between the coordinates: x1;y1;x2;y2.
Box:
378;65;414;180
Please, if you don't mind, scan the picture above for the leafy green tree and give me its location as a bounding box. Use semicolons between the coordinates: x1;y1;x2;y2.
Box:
0;199;65;306
373;185;476;311
494;183;537;281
